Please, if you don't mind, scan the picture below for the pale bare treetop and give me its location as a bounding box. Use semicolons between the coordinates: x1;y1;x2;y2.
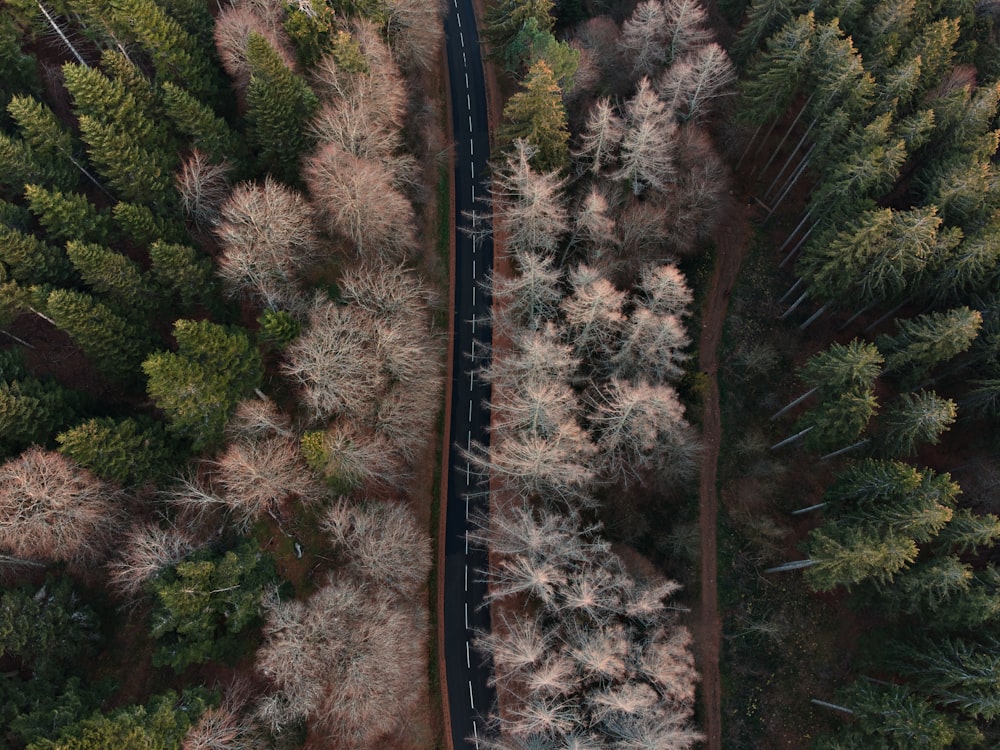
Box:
639;263;693;316
575;98;624;175
493;140;571;256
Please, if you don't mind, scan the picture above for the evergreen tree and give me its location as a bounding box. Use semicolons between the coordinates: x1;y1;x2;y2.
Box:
499;59;570;172
160;81;239;163
738;11;815;124
245;32;318;184
731;0;800;64
24;184;112;244
108;0;216;100
147;240;218;312
142;319;263;451
878;390;957;457
45;288;151;382
257;308;302;348
802;525;919;591
796;386;878;453
26;691;206;750
800;339;884;397
0;223;74;284
878;307;982;381
56;416;174;486
484;0;555;58
149;542;276;672
7;95;83;191
505;17;580;87
0;354;84;457
65;240;151;313
111;201;187;247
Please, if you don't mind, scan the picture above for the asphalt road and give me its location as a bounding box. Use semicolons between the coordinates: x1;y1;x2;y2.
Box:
442;0;496;747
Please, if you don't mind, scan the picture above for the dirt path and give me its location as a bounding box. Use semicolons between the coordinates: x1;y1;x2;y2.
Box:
696;195;751;750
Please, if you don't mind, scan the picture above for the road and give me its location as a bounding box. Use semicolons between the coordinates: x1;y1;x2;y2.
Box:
441;0;496;747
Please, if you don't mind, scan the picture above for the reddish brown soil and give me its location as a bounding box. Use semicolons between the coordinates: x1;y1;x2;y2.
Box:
695;195;752;750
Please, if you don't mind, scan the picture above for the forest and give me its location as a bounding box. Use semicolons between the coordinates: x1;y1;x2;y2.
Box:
1;0;1000;747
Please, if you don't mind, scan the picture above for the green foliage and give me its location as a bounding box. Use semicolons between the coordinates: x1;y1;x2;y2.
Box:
112;201;187;247
26;690;207;750
7;95;80;191
65;240;152;314
284;0;339;69
147;240;219;312
0;13;39;109
504;17;579;87
299;429;327;472
56;416;174;486
328;29;369;73
0;223;74;284
109;0;217;100
24;184;112;244
878;307;982;381
45;288;152;383
499;59;569;171
0;577;107;747
878;390;957;457
803;525;919;591
0;371;85;457
484;0;555;55
798;386;878;452
143;319;263;452
738;11;815;124
160;81;239;163
800;339;883;398
257;308;302;348
245;32;318;184
149;541;276;672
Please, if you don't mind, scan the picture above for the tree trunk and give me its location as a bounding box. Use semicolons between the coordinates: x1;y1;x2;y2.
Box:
771;386;817;421
735;123;763;171
810;699;854;714
764;128;814;203
771;425;813;450
862;296;912;334
759;98;814;180
791;502;827;515
837;298;879;331
766;144;815;220
780;290;809;320
779;207;814;256
779;277;805;305
820;438;870;461
36;2;88;67
765;559;815;573
799;303;828;330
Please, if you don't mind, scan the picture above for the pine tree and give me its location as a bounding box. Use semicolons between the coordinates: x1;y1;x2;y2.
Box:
23;184;112;244
892;635;1000;720
56;417;174;486
484;0;555;58
878;307;982;382
142;320;263;452
731;0;799;64
245;32;318;184
45;288;151;382
800;525;919;591
5;96;78;190
499;60;570;172
737;11;815;125
0;352;84;458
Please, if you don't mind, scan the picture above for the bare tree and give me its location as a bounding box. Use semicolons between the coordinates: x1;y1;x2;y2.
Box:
215;177;322;310
313;422;407;490
214;5;295;91
255;577;428;748
572;185;619;259
303;142;416;259
470;425;597;504
381;0;445;71
601;712;703;750
635;625;699;707
493;140;570;256
0;448;124;564
505;697;578;737
211;434;322;531
490;250;563;330
615;78;677;194
475;611;550;678
338;260;436;319
575;98;624;175
183;678;261;750
588;683;660;722
587;378;690;481
226;397;295;442
177;151;232;227
566;621;629;681
621;0;711;78
561;264;627;361
658;43;735;122
321;498;431;595
612;306;690;382
482;322;580;389
491;377;582;442
107;522;198;597
282;297;382;421
468;501;608;566
639;262;693;316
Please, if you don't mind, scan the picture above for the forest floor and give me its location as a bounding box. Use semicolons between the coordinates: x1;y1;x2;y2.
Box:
694;194;752;750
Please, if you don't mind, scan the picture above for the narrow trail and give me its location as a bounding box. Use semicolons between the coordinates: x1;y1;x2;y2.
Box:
696;195;751;750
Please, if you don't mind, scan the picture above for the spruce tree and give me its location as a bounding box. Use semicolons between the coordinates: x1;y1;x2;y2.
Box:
147;241;218;312
7;95;82;191
878;307;982;382
111;202;187;247
56;416;174;486
44;288;151;383
64;240;151;314
142;320;263;451
24;184;112;244
160;82;239;163
245;32;318;184
0;223;74;285
499;59;570;172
